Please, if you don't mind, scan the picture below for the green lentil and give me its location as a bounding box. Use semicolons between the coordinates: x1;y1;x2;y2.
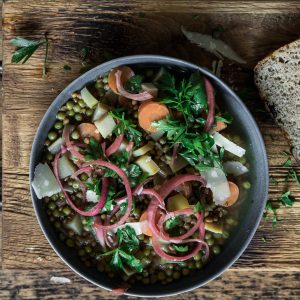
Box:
54;121;63;130
213;233;223;239
222;231;230;239
226;217;235;225
73;104;81;113
239;156;247;164
71;130;80;140
79;99;86;108
45;139;51;147
46;153;53;161
54;221;61;229
48;201;56;210
63;206;71;216
80;173;88;181
85;246;92;253
158;272;166;281
143;248;151;256
188;261;195;269
205;232;212;240
195;261;203;269
66;239;75;247
97;264;105;272
48;131;58;141
102;76;108;84
212;245;221;255
242;181;251;189
86;109;93;117
173;271;181;279
75;113;82;121
66;101;74;110
194;252;202;261
67;109;75;117
95;81;104;89
53;209;60;218
63;118;70;125
57;112;66;121
142;278;150;285
78;249;85;256
207;238;215;246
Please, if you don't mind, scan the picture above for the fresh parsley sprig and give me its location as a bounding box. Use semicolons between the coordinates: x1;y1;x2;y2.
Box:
109;110;143;146
83;137;103;161
10;33;49;77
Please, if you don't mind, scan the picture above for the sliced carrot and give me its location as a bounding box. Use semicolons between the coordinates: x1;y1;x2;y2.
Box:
138;101;169;132
223;181;239;207
77;123;101;142
108;66;134;94
215;120;227;132
139;210;152;236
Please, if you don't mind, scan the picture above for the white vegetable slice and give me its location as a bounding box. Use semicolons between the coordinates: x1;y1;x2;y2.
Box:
48;137;64;155
132;143;153;157
135;155;160;176
65;214;82;235
223;161;249;177
58;154;77;179
141;83;158;98
117;139;129;153
31;163;61;199
94;114;116;139
201;167;230;205
86;190;98;203
92;103;110;122
80;86;98;108
167;156;188;173
111;221;147;236
213;132;246;157
149;130;164;141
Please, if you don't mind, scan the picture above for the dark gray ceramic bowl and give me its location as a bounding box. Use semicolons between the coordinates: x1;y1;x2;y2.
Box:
30;55;268;297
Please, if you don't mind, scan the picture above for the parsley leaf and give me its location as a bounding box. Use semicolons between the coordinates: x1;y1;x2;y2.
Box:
264;201;277;226
269;176;278;186
283;158;292;167
110;110;143;146
85;178;101;195
10;34;49;76
63;65;72;71
173;244;189;253
215;113;233;124
165;216;180;230
124;75;143;93
194;202;205;213
288;169;300;186
279;191;294;207
83;137;103;161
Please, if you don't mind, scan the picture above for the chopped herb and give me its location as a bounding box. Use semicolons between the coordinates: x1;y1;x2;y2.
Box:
269;176;278;186
102;226;143;273
288;169;300;186
279;191;294;207
173;244;189;252
84;216;94;227
119;202;128;215
109;110;143;146
215;113;233;124
124;75;143;93
63;65;72;71
194;202;205;213
264;201;277;226
10;34;49;77
261;236;267;242
83;137;103;161
85;178;101;195
165;216;180;231
283;158;292;167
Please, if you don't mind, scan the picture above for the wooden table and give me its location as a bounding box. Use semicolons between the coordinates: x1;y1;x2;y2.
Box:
1;1;300;299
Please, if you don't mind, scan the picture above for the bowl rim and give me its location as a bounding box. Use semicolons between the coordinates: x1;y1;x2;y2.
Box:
30;54;269;297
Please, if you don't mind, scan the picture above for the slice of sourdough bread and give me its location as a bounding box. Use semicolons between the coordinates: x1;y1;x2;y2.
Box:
254;39;300;163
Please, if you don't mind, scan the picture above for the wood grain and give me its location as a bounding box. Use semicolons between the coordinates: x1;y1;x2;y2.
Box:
0;269;300;299
2;0;300;297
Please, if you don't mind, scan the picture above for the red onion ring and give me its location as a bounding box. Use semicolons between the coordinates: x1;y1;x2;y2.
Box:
81;159;132;230
106;134;124;157
203;77;215;132
63;125;85;161
115;70;153;101
53;152;109;216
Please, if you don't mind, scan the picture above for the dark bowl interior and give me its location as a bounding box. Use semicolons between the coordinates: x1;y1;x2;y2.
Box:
30;55;268;297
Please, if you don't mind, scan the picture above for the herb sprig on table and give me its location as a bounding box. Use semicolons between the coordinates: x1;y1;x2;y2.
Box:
10;34;49;77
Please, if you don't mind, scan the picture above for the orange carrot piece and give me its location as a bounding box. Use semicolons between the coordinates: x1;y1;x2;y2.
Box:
108;66;134;94
139;211;152;236
223;181;239;207
215;120;227;132
138;101;169;132
77;123;101;142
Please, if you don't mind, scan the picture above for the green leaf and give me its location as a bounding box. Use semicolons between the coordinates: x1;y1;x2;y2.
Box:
124;75;143;93
279;191;294;207
194;202;204;213
264;201;277;226
215;113;233;124
288;169;300;186
119;202;128;215
110;249;125;271
11;43;41;64
173;244;189;253
85;178;101;195
10;37;39;48
283;158;292;167
269;176;278;186
165;216;180;231
118;250;143;272
63;65;72;71
83;137;103;161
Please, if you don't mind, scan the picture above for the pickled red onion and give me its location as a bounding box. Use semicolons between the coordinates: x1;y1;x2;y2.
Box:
203;77;215;132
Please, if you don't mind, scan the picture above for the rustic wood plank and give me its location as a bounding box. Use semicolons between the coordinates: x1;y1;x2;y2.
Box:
0;269;299;299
